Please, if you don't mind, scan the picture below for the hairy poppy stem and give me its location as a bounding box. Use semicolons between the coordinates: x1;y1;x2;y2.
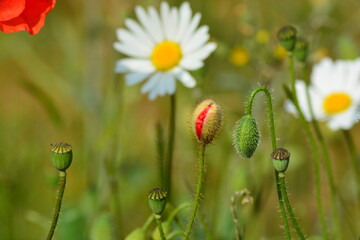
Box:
46;171;66;240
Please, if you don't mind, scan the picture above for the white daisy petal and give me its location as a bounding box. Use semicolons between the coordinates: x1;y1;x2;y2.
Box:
124;72;150;86
115;29;152;56
180;13;201;45
135;6;161;43
114;42;149;58
174;2;192;41
148;6;164;42
160;2;172;39
124;19;155;48
180;58;204;70
182;26;210;54
115;59;155;73
141;72;161;94
165;74;176;94
327;107;360;130
177;70;196;88
182;42;217;63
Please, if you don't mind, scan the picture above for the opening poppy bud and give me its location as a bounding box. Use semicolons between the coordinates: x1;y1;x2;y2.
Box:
233;115;260;158
148;188;167;216
192;99;222;145
277;25;297;51
294;37;309;62
271;148;290;175
51;142;73;171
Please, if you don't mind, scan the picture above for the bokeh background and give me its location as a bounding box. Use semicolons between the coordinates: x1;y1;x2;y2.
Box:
1;0;360;239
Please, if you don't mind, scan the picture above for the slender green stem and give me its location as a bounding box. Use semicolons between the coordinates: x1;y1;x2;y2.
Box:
184;143;206;240
165;94;176;197
342;130;360;199
142;215;155;231
168;202;192;223
288;55;329;239
155;215;167;240
302;64;342;238
156;123;165;188
280;177;306;239
46;171;66;240
198;210;213;240
246;87;291;239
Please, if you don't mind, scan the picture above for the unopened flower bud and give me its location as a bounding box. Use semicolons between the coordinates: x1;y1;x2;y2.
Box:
277;25;297;51
192;99;222;145
51;142;73;171
271;148;290;175
148;188;167;215
233;115;260;158
294;37;309;62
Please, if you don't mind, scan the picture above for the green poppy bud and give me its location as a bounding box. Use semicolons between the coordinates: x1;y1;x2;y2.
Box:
192;99;223;145
294;37;309;62
148;188;167;215
233;115;260;158
51;142;73;171
271;148;290;175
277;25;297;51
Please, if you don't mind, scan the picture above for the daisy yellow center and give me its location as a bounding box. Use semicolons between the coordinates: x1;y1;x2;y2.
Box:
323;92;352;115
151;41;182;71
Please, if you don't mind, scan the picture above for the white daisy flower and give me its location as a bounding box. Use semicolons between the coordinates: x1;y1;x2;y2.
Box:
285;57;360;130
114;1;217;100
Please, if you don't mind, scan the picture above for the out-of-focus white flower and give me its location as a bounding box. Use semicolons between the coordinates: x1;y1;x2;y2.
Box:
285;58;360;130
114;2;216;100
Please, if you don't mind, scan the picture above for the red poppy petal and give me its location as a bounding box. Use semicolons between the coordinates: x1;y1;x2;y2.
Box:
0;0;26;21
0;0;55;34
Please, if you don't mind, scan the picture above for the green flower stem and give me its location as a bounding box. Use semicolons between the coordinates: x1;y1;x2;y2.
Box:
288;55;329;239
165;94;176;197
46;171;66;240
155;215;167;240
302;64;341;237
246;87;291;240
142;215;155;232
279;177;306;239
184;143;206;240
342;130;360;200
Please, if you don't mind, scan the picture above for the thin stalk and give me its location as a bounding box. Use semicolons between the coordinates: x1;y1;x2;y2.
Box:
155;215;167;240
288;55;329;239
342;130;360;200
165;94;176;197
184;143;206;240
302;64;342;238
156;123;166;188
280;177;306;239
46;171;66;240
246;87;291;240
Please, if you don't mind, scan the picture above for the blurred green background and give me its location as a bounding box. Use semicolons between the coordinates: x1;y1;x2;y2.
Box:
1;0;360;239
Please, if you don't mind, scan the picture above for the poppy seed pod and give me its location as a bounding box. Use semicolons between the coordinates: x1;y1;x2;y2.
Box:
233;115;260;158
277;25;297;51
148;188;167;215
271;148;290;174
294;37;309;62
192;99;222;145
51;142;73;171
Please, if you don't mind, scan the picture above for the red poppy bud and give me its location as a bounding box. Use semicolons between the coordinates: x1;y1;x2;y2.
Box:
192;99;222;144
0;0;56;35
